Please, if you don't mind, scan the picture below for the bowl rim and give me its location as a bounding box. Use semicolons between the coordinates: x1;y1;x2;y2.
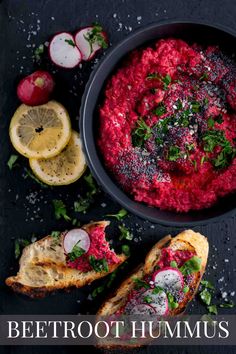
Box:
80;18;236;226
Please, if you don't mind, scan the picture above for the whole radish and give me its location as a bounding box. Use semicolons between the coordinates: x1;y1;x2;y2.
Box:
17;70;55;106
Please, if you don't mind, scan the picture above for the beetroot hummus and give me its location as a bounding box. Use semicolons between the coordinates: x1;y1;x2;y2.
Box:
67;224;120;272
98;39;236;212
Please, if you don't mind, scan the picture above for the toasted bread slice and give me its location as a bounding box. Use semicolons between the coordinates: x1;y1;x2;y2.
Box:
6;221;127;298
98;229;208;329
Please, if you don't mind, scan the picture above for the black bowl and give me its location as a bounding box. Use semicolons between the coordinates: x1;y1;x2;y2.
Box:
80;20;236;226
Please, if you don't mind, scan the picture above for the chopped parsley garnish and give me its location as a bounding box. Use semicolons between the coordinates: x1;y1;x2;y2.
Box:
121;244;130;256
152;286;163;294
65;39;76;47
34;44;44;62
131;117;152;148
89;255;109;273
153;102;167;116
199;288;211;306
170;260;178;268
175;99;183;110
207;117;215;128
207;304;218;315
68;242;85;261
167;292;179;309
74;199;90;213
146;72;171;90
74;173;99;214
52;199;71;221
83;173;98;196
84;23;108;55
167;146;182;162
180;256;201;275
200;280;214;289
200;72;209;81
7;155;19;170
133;278;149;289
14;239;30;259
190;101;201;113
92;285;105;298
143;295;153;304
119;225;133;241
162;74;171;90
202;129;236;169
146;72;159;80
106;208;128;220
183;285;189;293
220;301;235;308
51;231;61;240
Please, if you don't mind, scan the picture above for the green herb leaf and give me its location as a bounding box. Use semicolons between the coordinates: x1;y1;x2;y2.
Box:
219;301;235;308
84;173;98;196
170;260;178;268
180;256;201;276
92;285;106;298
34;44;44;62
199;288;211;306
107;208;128;220
119;225;133;241
162;74;171;90
84;24;108;54
207;304;218;315
65;39;76;47
207;117;215;128
200;280;215;290
52;199;71;221
121;244;130;256
183;285;189;294
143;295;153;304
200;72;208;81
146;72;159;80
51;231;61;240
190;101;201;113
131;117;152;148
133;278;149;289
7;155;19;170
153;102;167;117
89;255;109;272
152;286;163;294
74;199;91;213
175;99;183;110
14;239;30;259
167;146;181;162
68;242;85;261
167;292;179;309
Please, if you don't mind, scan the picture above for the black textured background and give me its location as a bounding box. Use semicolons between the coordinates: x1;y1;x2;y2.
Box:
0;0;236;353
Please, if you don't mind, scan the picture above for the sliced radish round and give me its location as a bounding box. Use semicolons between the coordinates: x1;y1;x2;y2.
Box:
129;303;156;315
141;289;168;316
63;229;90;254
49;32;81;68
74;27;106;61
152;267;184;293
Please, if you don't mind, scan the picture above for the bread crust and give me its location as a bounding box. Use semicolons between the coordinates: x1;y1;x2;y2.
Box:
97;229;209;349
5;221;127;298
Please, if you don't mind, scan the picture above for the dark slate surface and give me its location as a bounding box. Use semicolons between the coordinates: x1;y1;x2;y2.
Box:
0;0;236;353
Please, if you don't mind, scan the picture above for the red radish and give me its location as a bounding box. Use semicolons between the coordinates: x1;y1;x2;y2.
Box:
141;289;168;316
63;229;90;254
129;303;157;315
74;25;108;61
49;32;81;68
17;70;55;106
152;267;184;292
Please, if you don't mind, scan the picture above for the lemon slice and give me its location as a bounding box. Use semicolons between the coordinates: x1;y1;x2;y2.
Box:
9;101;71;158
29;130;87;185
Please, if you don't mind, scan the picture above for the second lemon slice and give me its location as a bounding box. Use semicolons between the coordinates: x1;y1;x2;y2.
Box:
9;101;71;158
29;130;87;185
